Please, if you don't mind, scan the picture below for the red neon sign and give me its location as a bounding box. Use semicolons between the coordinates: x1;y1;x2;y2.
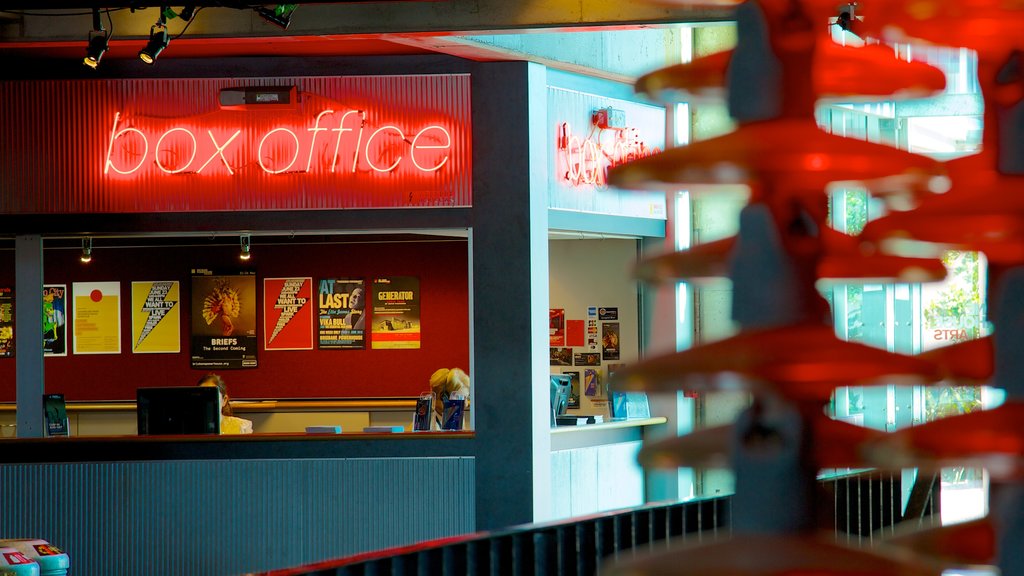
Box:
105;109;452;178
556;122;660;187
0;75;471;213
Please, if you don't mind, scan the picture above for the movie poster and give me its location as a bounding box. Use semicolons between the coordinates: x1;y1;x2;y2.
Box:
0;287;12;358
602;322;620;361
43;285;67;357
73;282;122;355
191;269;257;369
584;368;600;397
317;278;366;350
131;281;181;354
564;371;581;408
264;277;314;351
371;276;420;349
549;308;566;346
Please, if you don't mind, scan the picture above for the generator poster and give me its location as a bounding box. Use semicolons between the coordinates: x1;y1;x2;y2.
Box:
73;282;122;355
191;269;257;369
131;281;181;354
264;277;314;351
43;285;67;357
317;278;366;350
0;287;12;358
371;276;420;349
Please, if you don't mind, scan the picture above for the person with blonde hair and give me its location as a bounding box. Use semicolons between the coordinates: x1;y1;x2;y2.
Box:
428;367;470;430
198;373;253;434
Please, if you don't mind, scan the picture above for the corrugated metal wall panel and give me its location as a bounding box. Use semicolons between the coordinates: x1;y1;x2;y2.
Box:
0;75;471;214
0;457;475;576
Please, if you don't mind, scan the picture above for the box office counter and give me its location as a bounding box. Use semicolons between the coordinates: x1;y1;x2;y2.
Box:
549;416;667;520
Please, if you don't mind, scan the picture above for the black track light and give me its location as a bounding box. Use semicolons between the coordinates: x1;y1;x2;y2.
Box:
239;234;252;261
80;237;93;264
83;8;108;69
139;25;169;64
139;9;170;65
255;4;297;30
178;5;196;21
84;32;109;69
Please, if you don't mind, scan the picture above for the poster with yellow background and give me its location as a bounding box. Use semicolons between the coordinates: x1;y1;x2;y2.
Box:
72;282;121;355
131;281;181;354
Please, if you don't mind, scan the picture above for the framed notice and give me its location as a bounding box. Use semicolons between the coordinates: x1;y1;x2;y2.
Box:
73;282;121;355
264;277;314;351
43;285;67;357
131;281;181;354
191;269;257;369
317;278;366;350
0;286;12;358
371;276;420;349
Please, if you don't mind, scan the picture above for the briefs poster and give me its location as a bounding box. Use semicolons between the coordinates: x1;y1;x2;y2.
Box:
72;282;122;355
131;281;181;354
42;285;67;357
317;278;366;350
371;276;420;349
191;269;257;369
0;286;12;358
264;277;314;351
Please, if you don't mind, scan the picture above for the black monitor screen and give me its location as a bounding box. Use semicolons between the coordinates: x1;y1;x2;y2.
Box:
137;387;221;435
550;375;571;426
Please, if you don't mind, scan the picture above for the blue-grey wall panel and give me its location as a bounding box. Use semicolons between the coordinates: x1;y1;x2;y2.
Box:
0;457;475;575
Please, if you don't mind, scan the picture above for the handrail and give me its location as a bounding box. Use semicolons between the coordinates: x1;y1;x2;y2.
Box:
256;468;939;576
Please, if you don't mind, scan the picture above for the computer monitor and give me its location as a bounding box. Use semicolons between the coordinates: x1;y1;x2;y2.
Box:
550;375;571;427
137;386;221;435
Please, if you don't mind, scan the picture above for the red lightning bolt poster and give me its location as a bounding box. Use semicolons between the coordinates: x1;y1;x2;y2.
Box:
264;277;314;351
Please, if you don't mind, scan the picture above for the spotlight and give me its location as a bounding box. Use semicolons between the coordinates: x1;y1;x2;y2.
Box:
80;238;93;264
84;33;109;69
139;11;170;65
83;8;108;69
239;234;252;261
255;4;298;30
178;5;196;21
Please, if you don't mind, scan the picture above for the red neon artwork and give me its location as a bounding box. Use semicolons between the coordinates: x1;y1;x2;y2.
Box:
555;122;661;187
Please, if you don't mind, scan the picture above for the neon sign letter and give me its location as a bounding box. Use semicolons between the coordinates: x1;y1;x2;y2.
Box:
257;128;300;174
411;126;452;172
197;130;241;175
155;127;198;174
364;126;404;173
306;109;334;173
105;112;149;175
329;110;364;173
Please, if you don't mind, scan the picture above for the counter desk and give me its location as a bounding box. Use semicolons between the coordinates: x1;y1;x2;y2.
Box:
0;411;665;576
0;428;477;576
549;416;668;520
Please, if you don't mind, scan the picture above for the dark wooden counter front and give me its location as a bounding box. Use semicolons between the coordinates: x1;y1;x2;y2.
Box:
0;430;475;463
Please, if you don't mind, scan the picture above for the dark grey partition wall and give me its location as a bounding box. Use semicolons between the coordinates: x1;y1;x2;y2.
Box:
470;61;553;531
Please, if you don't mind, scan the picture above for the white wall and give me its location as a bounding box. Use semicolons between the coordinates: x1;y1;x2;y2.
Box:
549;238;640;417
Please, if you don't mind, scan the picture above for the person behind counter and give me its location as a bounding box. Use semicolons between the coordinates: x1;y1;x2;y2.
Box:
428;367;471;430
197;373;254;435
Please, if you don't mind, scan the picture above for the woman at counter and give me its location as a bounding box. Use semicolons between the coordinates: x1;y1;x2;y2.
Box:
198;373;254;435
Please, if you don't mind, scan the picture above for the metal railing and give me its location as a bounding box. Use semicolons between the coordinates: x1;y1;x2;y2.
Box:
261;468;938;576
